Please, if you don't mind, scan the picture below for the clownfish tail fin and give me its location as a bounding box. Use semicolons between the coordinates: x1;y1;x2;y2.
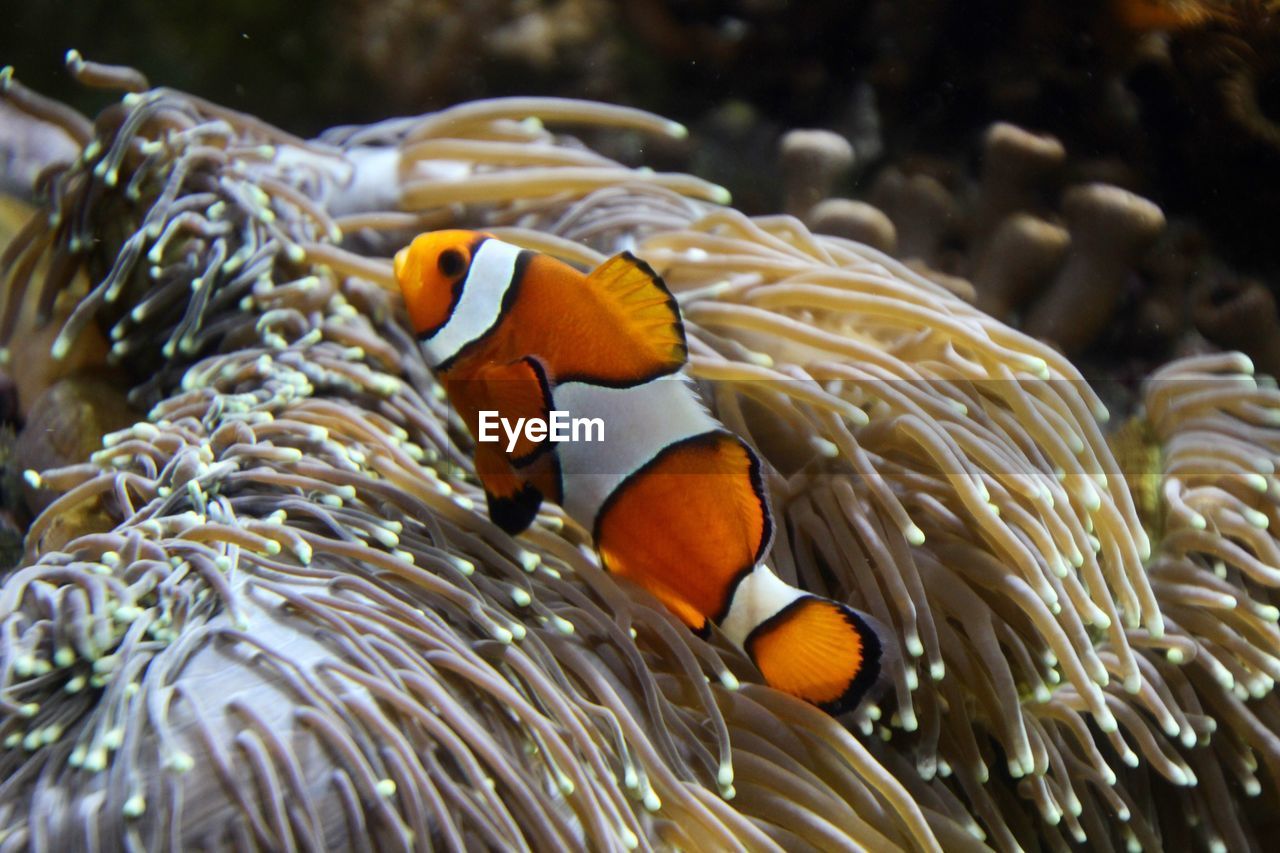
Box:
730;571;890;714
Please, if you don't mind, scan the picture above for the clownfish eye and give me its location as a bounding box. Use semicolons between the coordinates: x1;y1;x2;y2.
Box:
437;248;467;278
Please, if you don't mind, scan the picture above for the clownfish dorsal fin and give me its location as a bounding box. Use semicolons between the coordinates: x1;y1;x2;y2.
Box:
583;252;688;376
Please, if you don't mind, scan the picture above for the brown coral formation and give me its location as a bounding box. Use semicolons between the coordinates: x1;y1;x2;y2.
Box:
1021;183;1166;353
782;120;1172;359
14;372;138;517
1191;274;1280;379
779;129;855;219
4;54;1280;852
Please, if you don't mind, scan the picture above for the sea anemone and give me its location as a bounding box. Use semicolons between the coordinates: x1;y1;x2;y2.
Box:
3;54;1280;851
0;56;939;850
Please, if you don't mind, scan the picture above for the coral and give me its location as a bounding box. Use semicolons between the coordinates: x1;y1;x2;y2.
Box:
642;213;1212;849
971;212;1069;321
4;54;1280;852
1021;183;1166;353
849;121;1171;359
969;123;1066;246
0;57;938;850
779;129;855;219
13;372;138;518
0;101;79;201
867;168;964;270
1138;353;1280;848
1191;275;1280;379
808;198;898;255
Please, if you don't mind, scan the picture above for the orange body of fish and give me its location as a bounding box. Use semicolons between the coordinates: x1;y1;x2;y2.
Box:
394;229;888;713
1111;0;1229;31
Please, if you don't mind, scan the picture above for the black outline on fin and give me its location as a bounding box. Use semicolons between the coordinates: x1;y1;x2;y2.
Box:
507;355;556;468
557;252;688;387
743;595;884;716
486;481;544;535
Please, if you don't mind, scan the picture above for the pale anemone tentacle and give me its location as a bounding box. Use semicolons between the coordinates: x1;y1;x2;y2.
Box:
5;53;1280;852
0;59;947;852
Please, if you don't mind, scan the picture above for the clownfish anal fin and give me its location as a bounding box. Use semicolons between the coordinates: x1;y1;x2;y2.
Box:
474;444;561;536
745;596;886;715
474;441;546;535
582;252;687;378
486;480;544;535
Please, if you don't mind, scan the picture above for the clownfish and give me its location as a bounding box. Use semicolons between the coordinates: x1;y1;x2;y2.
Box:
1110;0;1231;32
394;230;887;713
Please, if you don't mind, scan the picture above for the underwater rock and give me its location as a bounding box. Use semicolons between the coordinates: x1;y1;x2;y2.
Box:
15;371;138;518
1191;274;1280;380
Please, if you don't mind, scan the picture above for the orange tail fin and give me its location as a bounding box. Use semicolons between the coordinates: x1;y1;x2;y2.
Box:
745;596;887;715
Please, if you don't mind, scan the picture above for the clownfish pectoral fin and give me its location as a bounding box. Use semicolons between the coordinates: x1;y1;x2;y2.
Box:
474;442;530;524
583;252;688;376
472;356;554;466
452;355;556;535
745;595;886;715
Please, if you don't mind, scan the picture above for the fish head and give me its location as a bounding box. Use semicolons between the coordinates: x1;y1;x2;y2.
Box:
393;229;488;338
